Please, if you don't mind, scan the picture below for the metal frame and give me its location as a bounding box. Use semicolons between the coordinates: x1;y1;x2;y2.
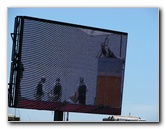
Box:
19;16;128;35
8;16;23;107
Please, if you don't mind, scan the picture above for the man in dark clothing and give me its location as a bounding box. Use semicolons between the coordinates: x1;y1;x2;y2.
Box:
53;78;62;102
78;77;88;105
35;76;46;101
97;36;117;58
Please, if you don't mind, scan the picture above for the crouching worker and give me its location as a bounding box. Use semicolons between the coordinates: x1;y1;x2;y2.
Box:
70;77;88;105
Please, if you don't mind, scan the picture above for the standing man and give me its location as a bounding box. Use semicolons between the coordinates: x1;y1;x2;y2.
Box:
78;77;88;105
35;76;46;101
53;78;62;102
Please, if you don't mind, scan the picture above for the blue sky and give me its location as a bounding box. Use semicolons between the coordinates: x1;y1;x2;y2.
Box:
8;8;159;122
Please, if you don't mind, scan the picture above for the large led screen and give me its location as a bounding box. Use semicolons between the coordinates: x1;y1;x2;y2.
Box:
12;16;128;115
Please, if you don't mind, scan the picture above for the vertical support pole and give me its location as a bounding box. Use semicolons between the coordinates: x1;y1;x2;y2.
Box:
66;112;69;121
54;111;63;121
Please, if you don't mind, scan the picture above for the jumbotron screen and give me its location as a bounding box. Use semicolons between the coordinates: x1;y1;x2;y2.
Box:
12;16;128;115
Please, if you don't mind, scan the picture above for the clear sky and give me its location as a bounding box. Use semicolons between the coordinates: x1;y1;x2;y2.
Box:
7;8;159;122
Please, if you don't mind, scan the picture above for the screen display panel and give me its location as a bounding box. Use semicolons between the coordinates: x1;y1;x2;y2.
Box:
13;16;127;115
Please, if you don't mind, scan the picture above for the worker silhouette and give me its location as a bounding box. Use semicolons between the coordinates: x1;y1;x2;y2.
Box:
97;36;117;58
35;76;46;101
77;77;88;105
53;78;62;102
